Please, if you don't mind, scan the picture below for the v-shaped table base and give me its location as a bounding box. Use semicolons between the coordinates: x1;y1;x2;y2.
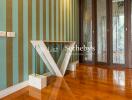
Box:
31;40;76;77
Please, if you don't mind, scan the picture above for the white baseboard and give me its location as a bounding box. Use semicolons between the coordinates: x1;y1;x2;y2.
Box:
0;81;29;99
0;61;79;99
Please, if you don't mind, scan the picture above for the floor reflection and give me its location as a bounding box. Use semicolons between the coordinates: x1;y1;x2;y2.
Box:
113;70;125;87
3;65;132;100
47;78;76;100
28;78;76;100
126;69;132;88
87;67;93;80
97;68;107;81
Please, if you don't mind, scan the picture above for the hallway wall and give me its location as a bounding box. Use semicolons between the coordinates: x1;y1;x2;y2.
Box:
0;0;79;90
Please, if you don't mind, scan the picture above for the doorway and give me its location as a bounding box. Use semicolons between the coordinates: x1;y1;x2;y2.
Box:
79;0;131;66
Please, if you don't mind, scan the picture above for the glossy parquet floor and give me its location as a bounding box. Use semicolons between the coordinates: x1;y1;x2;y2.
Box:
2;64;132;100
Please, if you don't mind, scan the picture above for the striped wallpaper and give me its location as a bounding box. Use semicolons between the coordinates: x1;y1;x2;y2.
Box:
0;0;79;90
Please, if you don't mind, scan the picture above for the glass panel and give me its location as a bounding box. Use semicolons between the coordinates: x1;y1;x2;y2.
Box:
97;0;107;62
83;0;93;62
112;0;125;64
97;68;107;81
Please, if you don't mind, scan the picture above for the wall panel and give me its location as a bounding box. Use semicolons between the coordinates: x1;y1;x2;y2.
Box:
23;0;28;80
0;0;79;90
13;0;19;85
32;0;36;74
0;0;7;90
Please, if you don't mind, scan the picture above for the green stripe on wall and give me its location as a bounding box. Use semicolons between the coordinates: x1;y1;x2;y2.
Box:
51;0;55;60
18;0;23;82
43;0;46;72
13;0;19;84
23;0;28;80
0;0;7;90
32;0;36;73
40;0;44;74
6;0;13;87
46;0;52;71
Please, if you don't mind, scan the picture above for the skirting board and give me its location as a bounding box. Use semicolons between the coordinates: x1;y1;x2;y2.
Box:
0;61;79;99
0;81;29;99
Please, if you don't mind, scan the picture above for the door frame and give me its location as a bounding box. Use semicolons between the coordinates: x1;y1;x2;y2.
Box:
79;0;131;67
79;0;97;65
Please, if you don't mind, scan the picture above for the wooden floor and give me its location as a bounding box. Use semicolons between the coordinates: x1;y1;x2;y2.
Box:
2;64;132;100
